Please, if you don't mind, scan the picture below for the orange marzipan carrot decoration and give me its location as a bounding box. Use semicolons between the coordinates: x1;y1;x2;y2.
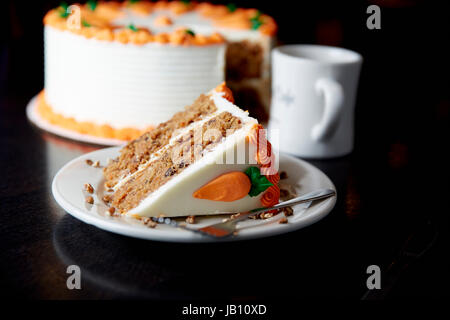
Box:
215;82;235;103
192;171;251;202
260;185;280;208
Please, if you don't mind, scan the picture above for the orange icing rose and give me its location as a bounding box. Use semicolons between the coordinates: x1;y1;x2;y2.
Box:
155;32;170;44
209;32;225;44
259;18;277;36
169;1;194;15
154;15;173;27
260;185;280;208
213;9;252;30
266;172;280;185
154;1;170;10
126;1;154;16
193;171;251;202
197;3;229;19
247;124;265;146
247;124;278;175
95;2;124;21
214;82;235;103
169;28;194;45
214;18;251;30
260;161;277;176
255;141;272;166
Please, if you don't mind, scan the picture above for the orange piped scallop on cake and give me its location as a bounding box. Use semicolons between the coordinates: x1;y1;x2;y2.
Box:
104;84;279;217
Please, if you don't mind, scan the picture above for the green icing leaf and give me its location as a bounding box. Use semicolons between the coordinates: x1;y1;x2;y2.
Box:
58;2;70;18
128;24;138;32
129;0;140;4
185;29;195;36
250;11;263;30
181;0;191;4
87;0;97;11
82;20;91;27
227;3;237;13
251;19;263;30
245;166;273;197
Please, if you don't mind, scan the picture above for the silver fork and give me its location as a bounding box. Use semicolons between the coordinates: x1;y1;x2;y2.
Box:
153;189;336;238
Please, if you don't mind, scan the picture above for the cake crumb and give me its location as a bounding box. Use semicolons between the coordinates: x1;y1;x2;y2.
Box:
261;212;274;219
279;217;288;224
93;160;100;168
85;196;94;204
108;207;115;215
147;221;157;228
280;171;288;179
230;213;241;220
104;181;114;189
280;188;289;198
85;159;93;166
283;207;294;217
84;183;94;194
142;218;157;228
103;195;111;203
186;215;195;224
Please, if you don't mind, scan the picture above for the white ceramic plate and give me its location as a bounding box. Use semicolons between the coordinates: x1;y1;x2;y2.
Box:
52;147;336;242
26;95;126;146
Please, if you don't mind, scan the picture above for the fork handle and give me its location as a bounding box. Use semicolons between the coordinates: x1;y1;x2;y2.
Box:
232;189;336;223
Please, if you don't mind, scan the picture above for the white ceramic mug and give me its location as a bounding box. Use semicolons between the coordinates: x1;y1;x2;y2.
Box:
269;45;362;158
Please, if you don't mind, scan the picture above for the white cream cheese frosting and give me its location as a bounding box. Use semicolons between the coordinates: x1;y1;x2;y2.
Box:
44;25;225;129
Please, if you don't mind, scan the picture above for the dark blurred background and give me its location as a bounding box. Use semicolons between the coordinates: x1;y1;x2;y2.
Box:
0;0;449;299
1;0;449;151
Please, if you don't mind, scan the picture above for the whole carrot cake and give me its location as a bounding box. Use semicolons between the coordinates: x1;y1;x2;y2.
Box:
103;84;280;217
39;1;277;141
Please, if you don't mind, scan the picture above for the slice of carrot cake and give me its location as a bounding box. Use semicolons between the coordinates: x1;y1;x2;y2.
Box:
103;83;280;217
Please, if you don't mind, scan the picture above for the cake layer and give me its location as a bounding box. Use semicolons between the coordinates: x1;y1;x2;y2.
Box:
44;26;225;129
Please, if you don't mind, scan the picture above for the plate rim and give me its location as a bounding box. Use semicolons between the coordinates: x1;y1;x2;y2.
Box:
52;147;337;243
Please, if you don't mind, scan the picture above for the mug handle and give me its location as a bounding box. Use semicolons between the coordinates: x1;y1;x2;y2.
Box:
311;78;344;142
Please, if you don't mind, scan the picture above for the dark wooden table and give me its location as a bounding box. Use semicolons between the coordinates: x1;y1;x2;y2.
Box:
1;0;448;303
0;94;447;300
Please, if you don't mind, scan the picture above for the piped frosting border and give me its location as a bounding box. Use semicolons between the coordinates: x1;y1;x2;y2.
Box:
43;1;277;46
36;91;152;140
